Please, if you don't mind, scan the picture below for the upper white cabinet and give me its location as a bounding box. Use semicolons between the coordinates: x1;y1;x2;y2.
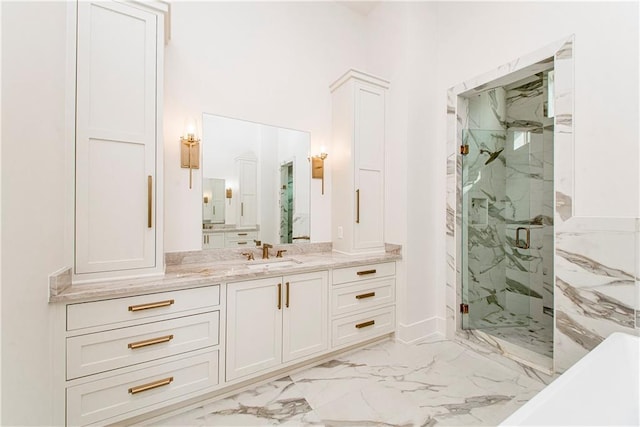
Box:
330;70;389;255
74;1;164;278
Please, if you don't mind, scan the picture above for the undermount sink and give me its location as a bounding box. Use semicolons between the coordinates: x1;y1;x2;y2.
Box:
245;260;301;270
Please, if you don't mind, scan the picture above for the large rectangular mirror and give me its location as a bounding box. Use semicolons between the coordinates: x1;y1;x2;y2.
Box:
201;113;311;249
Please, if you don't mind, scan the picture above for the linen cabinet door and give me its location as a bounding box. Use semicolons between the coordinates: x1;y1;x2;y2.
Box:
226;277;283;381
354;82;385;251
75;1;158;274
282;271;329;363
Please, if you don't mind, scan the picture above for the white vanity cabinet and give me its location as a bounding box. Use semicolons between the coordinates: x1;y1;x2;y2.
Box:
330;262;396;348
330;70;389;255
74;1;165;279
226;271;329;381
62;285;223;426
203;231;225;249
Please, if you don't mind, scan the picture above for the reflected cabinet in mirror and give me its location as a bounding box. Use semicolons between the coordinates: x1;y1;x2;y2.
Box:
201;113;311;249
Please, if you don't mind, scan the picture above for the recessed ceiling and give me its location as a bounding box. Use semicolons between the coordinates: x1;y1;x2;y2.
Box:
338;1;380;17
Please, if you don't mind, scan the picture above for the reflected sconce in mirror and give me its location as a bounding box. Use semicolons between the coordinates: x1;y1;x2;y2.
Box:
226;188;233;204
310;149;328;195
180;118;200;189
203;196;209;204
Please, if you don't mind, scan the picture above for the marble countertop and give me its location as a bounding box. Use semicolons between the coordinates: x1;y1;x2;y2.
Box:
50;245;401;304
202;227;259;233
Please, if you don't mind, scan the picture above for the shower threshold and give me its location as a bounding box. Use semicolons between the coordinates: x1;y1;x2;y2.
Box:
471;327;553;374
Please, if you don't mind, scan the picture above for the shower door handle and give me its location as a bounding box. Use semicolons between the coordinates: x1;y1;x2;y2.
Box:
515;227;530;249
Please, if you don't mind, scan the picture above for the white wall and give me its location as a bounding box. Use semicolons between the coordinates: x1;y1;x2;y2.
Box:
364;2;442;341
1;2;69;424
164;1;368;251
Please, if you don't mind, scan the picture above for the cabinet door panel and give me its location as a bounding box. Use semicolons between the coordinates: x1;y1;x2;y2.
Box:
355;169;384;249
75;1;157;274
282;272;328;363
226;278;282;381
355;84;385;171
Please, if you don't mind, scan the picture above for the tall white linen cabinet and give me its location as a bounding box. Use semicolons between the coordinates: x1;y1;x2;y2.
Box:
331;70;389;255
74;1;165;280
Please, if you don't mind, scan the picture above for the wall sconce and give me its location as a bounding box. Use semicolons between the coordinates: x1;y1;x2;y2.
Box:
226;188;233;204
310;149;328;195
180;118;200;189
203;196;209;204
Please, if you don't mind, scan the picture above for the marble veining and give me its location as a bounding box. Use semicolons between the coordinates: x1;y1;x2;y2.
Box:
152;339;545;427
49;243;401;303
49;267;72;296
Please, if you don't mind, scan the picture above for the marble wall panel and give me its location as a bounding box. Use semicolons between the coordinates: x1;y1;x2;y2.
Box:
554;225;639;372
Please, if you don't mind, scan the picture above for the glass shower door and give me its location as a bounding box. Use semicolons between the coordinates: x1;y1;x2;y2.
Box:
461;129;533;330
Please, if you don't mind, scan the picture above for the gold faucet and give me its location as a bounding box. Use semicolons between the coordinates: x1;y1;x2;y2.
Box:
262;243;273;259
241;252;254;261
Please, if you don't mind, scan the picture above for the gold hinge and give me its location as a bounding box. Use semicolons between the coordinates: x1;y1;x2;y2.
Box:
460;145;469;155
460;303;469;314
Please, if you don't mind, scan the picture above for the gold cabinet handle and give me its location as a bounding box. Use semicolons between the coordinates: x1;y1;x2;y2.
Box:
356;189;360;223
355;292;376;299
128;334;174;349
147;175;153;228
355;320;375;329
277;283;282;310
213;205;216;215
237;241;247;245
241;202;244;216
285;282;290;308
238;233;248;236
357;269;377;276
128;376;173;395
128;299;175;312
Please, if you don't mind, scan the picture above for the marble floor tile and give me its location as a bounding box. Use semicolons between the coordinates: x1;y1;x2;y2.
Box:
153;339;546;427
471;311;553;358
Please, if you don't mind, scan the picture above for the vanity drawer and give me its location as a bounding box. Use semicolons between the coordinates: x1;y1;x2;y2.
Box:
331;306;395;348
225;239;255;248
225;230;258;241
67;311;219;380
331;277;395;316
332;262;396;285
67;286;220;331
66;349;219;426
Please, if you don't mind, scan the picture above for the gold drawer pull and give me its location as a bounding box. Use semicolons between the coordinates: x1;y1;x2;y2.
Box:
128;299;175;312
355;292;376;300
277;283;282;310
237;241;248;245
238;233;248;236
128;334;174;349
355;320;375;329
285;282;290;308
356;189;360;223
356;269;377;276
128;376;173;395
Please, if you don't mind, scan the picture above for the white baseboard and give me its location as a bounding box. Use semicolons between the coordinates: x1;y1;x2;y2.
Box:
396;316;446;344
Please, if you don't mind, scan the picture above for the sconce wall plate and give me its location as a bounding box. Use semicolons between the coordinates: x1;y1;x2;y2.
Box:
311;157;323;179
310;152;328;195
180;134;200;189
180;138;200;169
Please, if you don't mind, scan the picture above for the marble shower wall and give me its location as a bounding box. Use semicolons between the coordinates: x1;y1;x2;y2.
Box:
463;90;508;325
502;73;554;328
464;77;554;329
